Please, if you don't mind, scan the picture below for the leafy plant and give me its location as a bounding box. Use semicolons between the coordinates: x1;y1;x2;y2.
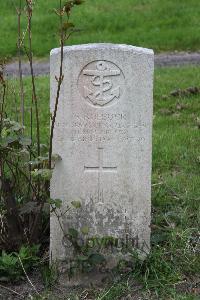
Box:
0;245;40;282
0;0;84;253
0;116;50;250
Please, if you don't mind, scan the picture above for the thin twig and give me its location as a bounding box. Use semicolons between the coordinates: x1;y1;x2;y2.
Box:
5;158;36;193
12;0;25;125
0;72;6;200
18;255;41;296
20;23;29;47
0;76;6;129
17;0;25;126
26;0;40;157
60;207;71;217
49;0;64;169
0;283;24;299
25;0;41;212
52;206;65;233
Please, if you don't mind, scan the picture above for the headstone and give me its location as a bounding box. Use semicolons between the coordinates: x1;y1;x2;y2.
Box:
50;44;154;264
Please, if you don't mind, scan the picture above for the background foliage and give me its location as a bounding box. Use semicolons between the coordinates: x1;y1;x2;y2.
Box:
1;0;200;59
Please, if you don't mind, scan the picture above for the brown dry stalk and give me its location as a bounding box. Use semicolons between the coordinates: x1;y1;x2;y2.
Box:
18;255;41;296
25;0;41;207
0;71;6;129
26;0;40;157
17;0;25;126
0;283;23;299
49;0;65;170
0;70;6;201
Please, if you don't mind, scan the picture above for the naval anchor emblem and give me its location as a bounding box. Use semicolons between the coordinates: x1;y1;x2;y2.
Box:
78;60;125;107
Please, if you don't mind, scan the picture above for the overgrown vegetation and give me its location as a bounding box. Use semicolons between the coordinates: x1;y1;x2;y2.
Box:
0;245;39;282
0;0;83;272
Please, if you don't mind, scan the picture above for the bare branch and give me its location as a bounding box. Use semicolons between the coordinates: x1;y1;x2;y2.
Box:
18;255;41;296
0;283;23;299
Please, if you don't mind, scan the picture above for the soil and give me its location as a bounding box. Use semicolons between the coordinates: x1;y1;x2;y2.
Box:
0;271;199;300
4;52;200;77
0;271;143;300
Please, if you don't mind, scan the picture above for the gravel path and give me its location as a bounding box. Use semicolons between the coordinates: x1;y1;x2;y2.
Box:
4;52;200;77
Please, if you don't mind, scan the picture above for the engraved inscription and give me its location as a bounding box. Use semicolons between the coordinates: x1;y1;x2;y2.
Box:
55;112;148;143
78;60;125;107
84;147;117;203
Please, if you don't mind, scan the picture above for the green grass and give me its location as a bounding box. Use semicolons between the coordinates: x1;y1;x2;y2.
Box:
1;0;200;59
4;66;200;299
5;76;50;143
95;67;200;299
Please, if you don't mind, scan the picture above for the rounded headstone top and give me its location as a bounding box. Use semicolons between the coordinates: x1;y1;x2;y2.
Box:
50;43;154;56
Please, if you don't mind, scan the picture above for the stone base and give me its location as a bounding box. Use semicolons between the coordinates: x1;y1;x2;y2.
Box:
58;269;113;288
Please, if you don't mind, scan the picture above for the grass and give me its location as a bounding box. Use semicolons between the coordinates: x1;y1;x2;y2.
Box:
95;66;200;299
3;65;200;299
5;76;50;144
1;0;200;60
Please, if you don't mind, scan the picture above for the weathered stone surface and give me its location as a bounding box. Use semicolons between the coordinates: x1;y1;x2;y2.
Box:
50;43;154;262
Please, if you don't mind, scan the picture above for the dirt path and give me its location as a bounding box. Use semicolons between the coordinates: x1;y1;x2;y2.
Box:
4;52;200;77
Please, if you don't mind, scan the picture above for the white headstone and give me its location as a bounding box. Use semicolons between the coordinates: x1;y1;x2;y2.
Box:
50;44;154;263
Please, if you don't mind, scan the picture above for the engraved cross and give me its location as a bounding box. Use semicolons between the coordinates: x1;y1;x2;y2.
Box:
84;147;117;174
84;147;117;203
